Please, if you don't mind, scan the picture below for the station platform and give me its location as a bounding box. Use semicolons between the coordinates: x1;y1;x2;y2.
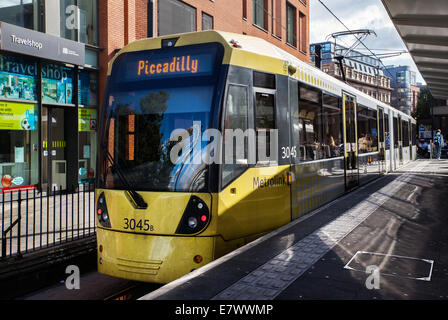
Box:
140;159;448;300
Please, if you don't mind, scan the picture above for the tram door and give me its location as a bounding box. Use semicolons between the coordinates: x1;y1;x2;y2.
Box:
343;93;359;190
378;107;386;174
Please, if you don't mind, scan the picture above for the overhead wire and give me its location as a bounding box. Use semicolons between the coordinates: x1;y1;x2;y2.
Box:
317;0;398;79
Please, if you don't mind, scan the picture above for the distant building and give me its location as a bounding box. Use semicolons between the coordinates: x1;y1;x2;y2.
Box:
383;65;417;116
410;84;421;115
310;42;392;105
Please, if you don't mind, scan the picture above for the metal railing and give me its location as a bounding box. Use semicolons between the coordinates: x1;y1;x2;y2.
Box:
0;184;95;259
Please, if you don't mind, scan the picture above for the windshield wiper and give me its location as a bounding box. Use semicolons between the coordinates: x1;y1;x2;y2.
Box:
103;147;148;209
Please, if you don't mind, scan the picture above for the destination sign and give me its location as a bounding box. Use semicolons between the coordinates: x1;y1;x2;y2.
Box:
137;55;199;76
112;44;222;84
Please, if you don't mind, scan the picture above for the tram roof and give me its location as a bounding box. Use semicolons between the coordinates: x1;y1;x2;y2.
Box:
109;30;414;121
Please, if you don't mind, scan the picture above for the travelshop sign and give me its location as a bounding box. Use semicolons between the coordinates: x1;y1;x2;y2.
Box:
0;22;85;66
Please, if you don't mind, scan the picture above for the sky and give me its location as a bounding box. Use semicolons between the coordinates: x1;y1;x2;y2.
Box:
310;0;425;84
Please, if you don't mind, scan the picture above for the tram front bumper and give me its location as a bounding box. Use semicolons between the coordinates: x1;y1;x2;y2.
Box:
97;227;215;284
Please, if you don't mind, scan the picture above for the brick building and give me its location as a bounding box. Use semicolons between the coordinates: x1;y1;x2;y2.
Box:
98;0;310;102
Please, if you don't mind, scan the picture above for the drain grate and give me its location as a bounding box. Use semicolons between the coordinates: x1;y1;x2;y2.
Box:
344;251;434;281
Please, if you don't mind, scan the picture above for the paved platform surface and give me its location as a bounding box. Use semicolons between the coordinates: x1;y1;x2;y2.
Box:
140;159;448;300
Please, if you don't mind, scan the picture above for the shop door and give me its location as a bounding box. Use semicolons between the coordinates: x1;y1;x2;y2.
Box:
343;93;359;190
42;106;67;191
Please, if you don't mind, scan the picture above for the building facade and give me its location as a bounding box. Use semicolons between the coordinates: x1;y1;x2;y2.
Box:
98;0;310;103
383;65;417;116
0;0;100;193
310;42;392;105
410;84;420;115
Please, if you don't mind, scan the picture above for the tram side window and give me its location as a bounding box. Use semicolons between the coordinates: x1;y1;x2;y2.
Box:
299;87;324;161
402;120;409;147
322;94;342;158
357;106;369;154
412;123;417;146
369;109;378;151
393;117;399;148
255;92;276;164
384;113;390;150
222;85;250;187
357;106;377;153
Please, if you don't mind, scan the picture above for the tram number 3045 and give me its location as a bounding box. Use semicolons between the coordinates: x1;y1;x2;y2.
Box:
281;146;297;159
123;218;154;232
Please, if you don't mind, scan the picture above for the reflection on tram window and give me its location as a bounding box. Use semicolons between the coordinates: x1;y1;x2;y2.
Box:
322;94;342;158
357;105;378;154
222;85;249;187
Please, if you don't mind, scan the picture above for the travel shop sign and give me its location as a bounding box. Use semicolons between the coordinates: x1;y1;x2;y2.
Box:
0;22;85;66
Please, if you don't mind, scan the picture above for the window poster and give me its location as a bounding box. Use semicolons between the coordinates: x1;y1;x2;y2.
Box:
0;53;37;101
42;63;74;104
78;108;97;132
0;101;37;130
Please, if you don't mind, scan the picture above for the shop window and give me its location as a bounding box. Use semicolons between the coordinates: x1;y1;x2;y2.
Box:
78;107;97;184
0;101;39;191
79;70;98;107
42;63;75;105
0;0;39;31
0;53;38;102
158;0;196;36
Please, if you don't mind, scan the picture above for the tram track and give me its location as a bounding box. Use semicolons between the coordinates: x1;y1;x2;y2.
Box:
103;283;162;300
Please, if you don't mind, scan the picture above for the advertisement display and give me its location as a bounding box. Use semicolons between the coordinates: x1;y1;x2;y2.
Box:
0;52;37;101
42;63;74;104
0;100;37;130
78;108;97;132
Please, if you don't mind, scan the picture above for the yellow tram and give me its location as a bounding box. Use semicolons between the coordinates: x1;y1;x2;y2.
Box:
96;31;416;283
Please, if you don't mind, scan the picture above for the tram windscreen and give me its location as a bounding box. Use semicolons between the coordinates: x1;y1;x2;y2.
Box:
98;43;224;192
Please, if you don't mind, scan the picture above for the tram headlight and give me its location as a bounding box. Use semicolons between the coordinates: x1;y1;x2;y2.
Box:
176;196;210;235
97;192;111;228
188;217;198;229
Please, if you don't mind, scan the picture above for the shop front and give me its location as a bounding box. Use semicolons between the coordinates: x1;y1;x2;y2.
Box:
0;22;98;193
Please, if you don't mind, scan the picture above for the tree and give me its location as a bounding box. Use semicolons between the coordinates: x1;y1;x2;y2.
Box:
413;87;434;121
